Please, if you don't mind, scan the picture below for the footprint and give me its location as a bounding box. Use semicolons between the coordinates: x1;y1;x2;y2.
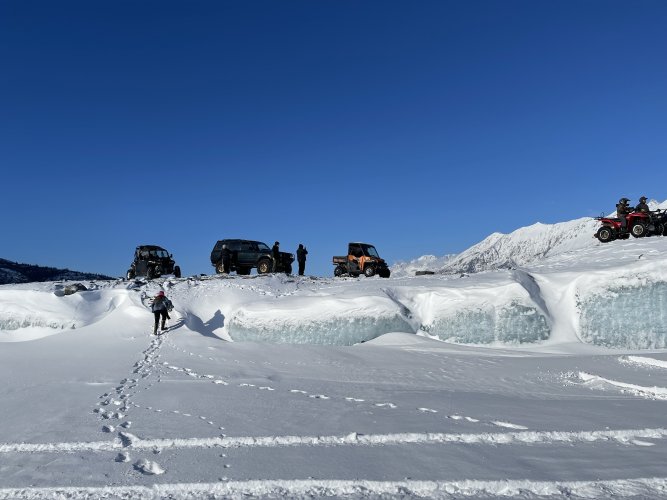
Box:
345;397;365;402
290;390;308;394
309;394;330;400
133;458;165;475
418;408;438;413
491;421;529;430
374;403;397;409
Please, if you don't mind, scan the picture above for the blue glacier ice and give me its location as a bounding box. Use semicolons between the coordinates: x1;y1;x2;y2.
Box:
579;282;667;349
422;301;550;345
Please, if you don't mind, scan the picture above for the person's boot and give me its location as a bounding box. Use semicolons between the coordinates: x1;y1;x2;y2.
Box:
153;325;158;335
161;321;167;331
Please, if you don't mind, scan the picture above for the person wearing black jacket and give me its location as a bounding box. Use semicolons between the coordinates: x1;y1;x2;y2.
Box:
296;244;308;276
221;244;231;274
616;197;632;233
635;196;650;214
272;241;280;272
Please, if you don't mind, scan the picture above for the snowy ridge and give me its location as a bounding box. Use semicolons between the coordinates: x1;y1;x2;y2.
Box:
441;218;597;274
4;236;667;348
390;254;455;277
392;199;667;276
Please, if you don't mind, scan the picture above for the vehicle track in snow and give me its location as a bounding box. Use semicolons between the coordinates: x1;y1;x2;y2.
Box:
569;355;667;401
4;476;667;500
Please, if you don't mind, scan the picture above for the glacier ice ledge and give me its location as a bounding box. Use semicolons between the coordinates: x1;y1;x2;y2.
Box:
579;282;667;349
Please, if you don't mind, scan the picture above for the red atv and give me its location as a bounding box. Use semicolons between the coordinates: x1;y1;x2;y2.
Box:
594;209;667;243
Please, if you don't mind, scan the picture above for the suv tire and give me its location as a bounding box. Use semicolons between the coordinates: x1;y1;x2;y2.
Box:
257;259;273;274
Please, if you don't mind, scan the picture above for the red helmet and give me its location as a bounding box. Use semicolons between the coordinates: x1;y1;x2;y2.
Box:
157;291;165;296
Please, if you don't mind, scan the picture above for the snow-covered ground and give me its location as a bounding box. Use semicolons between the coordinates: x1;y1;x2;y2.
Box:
3;219;667;498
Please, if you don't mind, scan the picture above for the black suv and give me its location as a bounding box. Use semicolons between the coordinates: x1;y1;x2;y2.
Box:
126;245;181;279
210;239;294;275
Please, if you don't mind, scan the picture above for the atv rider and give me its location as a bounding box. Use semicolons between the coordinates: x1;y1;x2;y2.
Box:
616;197;632;233
635;196;650;214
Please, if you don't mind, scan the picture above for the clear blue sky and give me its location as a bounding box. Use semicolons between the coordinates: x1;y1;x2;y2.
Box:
2;1;666;277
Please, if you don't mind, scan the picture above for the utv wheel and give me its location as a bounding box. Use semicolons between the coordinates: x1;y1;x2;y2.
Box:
334;265;346;277
174;266;181;278
216;262;224;274
126;269;135;280
379;269;391;278
631;222;647;238
154;266;163;278
595;227;614;243
146;267;154;279
364;266;376;277
257;259;273;274
284;263;292;275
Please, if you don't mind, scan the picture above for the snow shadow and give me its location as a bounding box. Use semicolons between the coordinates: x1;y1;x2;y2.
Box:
183;309;225;339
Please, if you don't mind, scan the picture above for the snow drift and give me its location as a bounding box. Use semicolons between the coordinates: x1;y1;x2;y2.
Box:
3;229;667;349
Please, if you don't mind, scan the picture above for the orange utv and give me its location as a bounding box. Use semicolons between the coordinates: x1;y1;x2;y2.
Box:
333;242;391;278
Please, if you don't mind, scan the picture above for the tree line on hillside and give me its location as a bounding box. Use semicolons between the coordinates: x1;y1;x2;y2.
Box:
0;258;112;285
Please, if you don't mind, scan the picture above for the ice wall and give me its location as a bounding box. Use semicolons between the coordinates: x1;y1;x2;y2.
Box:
228;311;414;345
422;300;550;344
224;294;415;345
579;282;667;349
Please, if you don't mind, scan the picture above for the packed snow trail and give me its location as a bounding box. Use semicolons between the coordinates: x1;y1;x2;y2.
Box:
3;477;667;499
3;426;667;453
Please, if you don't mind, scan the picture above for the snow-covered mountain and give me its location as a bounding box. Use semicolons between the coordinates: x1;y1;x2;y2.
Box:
392;199;667;276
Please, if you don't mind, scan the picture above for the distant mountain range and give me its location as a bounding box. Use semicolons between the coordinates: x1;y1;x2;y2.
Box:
392;199;667;276
0;258;113;285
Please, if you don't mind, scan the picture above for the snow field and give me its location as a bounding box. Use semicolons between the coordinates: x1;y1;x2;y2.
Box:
3;235;667;497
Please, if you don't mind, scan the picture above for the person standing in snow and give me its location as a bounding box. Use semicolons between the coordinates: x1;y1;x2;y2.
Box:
635;196;650;214
221;244;231;274
272;241;280;272
151;290;173;335
616;197;632;233
296;244;308;276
